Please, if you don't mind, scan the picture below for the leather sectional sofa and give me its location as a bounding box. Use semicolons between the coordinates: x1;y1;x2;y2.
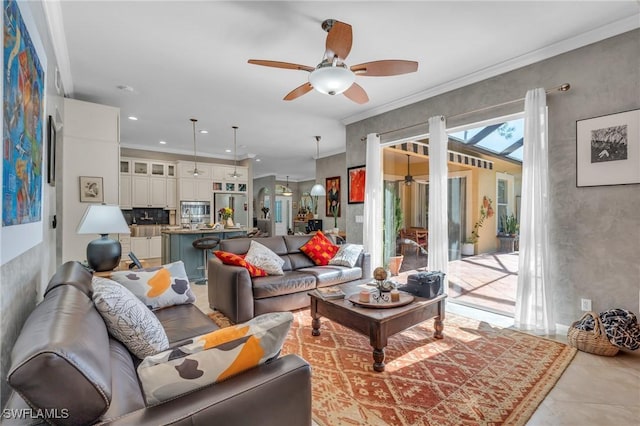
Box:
208;235;371;324
4;261;311;425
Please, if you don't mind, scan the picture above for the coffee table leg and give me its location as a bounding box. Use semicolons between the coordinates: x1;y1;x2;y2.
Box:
434;316;444;339
373;348;385;372
312;317;321;336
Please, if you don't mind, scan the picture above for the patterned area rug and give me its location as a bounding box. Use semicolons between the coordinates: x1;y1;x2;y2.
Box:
209;310;576;426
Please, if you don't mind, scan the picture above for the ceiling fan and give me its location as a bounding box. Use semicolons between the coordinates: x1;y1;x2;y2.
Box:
402;154;427;186
248;19;418;104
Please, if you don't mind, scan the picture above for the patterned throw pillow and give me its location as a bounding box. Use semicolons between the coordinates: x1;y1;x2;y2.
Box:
244;240;285;275
328;244;364;268
138;311;293;404
214;250;268;278
110;261;195;310
92;277;169;359
300;231;339;266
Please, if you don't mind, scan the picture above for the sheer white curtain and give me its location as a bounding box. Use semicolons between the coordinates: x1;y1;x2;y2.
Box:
363;133;383;273
427;116;448;288
515;88;555;335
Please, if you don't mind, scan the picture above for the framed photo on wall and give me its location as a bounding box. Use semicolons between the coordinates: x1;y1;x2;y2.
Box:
347;165;366;204
79;176;104;203
576;109;640;187
326;176;340;217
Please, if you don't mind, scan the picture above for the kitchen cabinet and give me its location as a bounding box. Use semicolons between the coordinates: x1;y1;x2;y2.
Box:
166;178;177;209
120;175;132;209
131;236;161;259
178;177;212;202
132;176;167;208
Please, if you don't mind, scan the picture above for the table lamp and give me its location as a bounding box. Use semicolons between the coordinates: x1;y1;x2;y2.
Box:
77;204;131;272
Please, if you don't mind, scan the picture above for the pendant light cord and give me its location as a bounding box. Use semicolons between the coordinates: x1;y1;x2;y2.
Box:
232;126;238;176
190;118;198;176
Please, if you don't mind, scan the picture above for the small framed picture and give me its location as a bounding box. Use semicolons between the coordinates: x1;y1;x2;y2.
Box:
576;109;640;187
347;165;366;204
79;176;104;203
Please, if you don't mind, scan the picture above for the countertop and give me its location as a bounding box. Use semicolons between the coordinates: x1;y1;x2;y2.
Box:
161;227;247;235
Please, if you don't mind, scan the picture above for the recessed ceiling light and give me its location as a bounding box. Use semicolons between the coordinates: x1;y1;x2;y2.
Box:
199;130;208;134
225;149;231;153
116;84;135;92
256;158;261;162
128;116;138;121
159;140;167;145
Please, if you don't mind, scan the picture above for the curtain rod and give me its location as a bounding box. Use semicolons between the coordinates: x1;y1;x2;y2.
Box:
361;83;571;141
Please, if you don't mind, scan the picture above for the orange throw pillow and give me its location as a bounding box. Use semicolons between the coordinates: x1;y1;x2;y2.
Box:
214;251;268;278
300;231;339;266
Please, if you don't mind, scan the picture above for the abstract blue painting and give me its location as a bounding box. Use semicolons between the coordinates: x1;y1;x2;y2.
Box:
3;0;44;226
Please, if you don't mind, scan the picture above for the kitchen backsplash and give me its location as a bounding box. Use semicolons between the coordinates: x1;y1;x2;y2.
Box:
122;208;169;225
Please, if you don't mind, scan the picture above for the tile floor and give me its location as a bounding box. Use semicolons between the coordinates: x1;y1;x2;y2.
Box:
191;282;640;425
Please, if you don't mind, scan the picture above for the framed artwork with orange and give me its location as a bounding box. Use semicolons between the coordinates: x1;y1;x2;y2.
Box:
347;165;365;204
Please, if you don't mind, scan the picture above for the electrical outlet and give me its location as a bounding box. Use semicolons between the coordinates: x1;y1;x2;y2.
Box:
581;298;592;312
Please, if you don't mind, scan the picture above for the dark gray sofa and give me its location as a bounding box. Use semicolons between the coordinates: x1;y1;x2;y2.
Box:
3;261;311;425
208;235;371;324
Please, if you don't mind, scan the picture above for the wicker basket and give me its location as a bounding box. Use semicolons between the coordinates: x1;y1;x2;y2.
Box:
567;311;619;356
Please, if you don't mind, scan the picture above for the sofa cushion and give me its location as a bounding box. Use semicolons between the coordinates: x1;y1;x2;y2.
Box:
92;277;170;358
288;252;316;270
99;338;146;422
329;244;364;268
298;265;363;288
137;312;293;404
154;303;220;347
110;260;195;310
252;271;317;299
245;240;285;275
214;250;268;277
300;231;339;266
7;283;112;425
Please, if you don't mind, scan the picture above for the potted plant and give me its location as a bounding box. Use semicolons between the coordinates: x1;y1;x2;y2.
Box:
502;213;519;236
462;196;494;256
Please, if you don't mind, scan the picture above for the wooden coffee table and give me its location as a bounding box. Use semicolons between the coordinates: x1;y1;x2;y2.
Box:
309;282;446;372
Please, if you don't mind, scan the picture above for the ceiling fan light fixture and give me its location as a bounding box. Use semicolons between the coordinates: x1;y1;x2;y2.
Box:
309;62;355;95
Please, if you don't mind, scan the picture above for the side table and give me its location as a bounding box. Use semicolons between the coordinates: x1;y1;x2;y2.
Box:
93;259;149;278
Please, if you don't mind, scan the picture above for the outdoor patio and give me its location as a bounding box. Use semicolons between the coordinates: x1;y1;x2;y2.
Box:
397;251;518;316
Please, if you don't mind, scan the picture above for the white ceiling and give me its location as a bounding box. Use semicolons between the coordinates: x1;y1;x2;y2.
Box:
53;1;639;181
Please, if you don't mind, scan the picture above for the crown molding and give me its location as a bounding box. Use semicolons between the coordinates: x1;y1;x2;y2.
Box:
342;14;640;125
42;0;74;96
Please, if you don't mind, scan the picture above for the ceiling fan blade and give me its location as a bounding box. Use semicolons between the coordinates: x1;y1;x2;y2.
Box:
325;21;353;60
284;82;313;101
248;59;314;72
343;83;369;104
351;60;419;76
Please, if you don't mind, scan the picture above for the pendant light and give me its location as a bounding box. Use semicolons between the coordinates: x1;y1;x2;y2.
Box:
190;118;201;176
229;126;242;179
310;136;326;217
310;136;326;197
282;176;293;196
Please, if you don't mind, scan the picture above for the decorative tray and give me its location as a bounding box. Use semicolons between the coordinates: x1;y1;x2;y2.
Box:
347;293;414;309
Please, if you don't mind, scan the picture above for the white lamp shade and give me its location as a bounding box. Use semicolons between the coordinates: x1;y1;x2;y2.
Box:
309;65;355;95
77;204;130;235
310;183;326;196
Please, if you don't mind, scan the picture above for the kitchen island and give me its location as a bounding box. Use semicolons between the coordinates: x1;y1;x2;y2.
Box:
162;227;248;282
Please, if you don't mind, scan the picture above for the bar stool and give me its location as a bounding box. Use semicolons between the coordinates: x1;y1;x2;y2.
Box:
192;236;220;284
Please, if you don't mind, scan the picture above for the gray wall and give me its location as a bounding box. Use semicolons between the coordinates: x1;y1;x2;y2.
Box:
1;1;64;406
315;153;347;231
346;30;640;326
